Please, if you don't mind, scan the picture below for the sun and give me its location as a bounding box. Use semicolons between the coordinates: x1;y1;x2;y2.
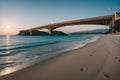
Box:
6;25;10;29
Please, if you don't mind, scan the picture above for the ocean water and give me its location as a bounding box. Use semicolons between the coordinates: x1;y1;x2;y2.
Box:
0;35;99;76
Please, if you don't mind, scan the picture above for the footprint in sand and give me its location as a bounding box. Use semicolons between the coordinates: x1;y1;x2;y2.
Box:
80;67;86;72
90;51;96;56
103;72;112;79
119;59;120;62
115;56;120;62
90;54;93;56
115;56;119;59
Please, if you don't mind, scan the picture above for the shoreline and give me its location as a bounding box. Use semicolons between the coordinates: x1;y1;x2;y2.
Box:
0;35;120;80
0;35;99;76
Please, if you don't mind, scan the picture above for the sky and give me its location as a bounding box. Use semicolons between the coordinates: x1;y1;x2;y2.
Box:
0;0;120;35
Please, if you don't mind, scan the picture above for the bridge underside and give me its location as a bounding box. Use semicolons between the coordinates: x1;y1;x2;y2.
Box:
24;12;120;35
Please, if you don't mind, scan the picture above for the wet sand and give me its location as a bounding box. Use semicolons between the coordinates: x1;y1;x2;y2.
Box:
0;35;120;80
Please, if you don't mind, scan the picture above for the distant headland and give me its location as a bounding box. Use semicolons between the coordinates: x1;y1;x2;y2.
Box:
18;30;67;36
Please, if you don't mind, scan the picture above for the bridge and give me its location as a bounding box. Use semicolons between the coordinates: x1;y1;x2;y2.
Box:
24;12;120;35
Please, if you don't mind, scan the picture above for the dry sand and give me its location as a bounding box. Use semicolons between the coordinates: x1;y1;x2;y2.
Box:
0;35;120;80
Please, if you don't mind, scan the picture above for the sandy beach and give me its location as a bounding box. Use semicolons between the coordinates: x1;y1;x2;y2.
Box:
0;35;120;80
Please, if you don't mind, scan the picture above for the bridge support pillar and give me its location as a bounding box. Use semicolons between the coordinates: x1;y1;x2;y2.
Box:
108;16;116;34
30;30;32;35
49;26;53;35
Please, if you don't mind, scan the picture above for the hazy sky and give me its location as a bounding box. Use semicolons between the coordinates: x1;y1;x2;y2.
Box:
0;0;120;34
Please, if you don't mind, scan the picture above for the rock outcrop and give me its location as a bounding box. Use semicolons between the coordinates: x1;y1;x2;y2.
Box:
18;30;67;36
51;31;67;36
18;30;49;36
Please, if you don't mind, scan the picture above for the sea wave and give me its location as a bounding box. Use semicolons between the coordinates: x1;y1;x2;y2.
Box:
0;35;99;76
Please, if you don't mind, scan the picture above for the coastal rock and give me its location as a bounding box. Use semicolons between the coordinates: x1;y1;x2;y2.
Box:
17;30;30;35
18;30;49;36
31;30;49;36
51;31;67;36
18;30;67;36
108;19;120;34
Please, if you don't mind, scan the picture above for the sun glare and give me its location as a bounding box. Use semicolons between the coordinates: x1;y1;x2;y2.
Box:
5;25;11;35
6;25;10;29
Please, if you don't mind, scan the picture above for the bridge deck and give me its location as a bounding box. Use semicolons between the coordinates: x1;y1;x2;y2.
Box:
26;15;114;31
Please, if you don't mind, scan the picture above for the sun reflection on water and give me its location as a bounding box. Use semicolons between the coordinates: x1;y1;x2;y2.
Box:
6;35;10;49
0;67;14;76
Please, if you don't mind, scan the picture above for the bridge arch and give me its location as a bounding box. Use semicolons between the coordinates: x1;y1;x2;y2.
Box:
24;12;120;35
53;24;109;33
